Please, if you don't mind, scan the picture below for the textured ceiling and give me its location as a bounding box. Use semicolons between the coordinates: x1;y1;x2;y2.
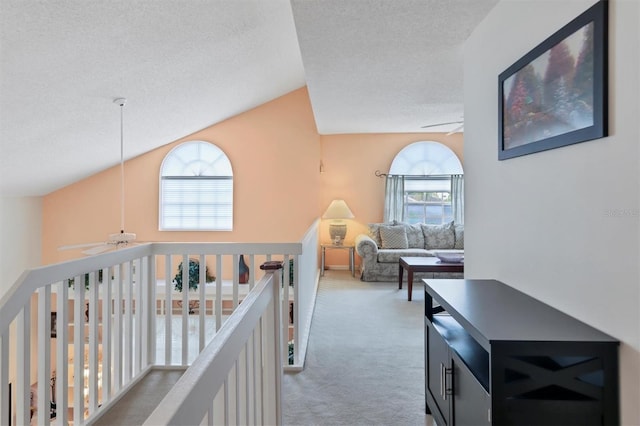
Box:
0;0;497;197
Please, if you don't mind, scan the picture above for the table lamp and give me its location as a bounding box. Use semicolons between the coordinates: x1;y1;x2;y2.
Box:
322;199;355;245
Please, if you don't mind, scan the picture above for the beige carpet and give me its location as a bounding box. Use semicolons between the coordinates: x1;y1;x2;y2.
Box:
283;270;430;426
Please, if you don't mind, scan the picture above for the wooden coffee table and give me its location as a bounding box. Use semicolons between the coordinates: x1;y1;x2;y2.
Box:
399;256;464;301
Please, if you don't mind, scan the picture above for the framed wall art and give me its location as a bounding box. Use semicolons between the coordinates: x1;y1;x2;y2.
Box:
498;0;608;160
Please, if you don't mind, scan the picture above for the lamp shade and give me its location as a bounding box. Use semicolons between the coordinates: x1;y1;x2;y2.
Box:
322;200;355;219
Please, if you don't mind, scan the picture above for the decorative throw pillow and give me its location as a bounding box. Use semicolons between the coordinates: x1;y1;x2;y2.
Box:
402;222;425;249
454;224;464;249
422;221;455;249
379;225;409;249
367;223;384;247
368;221;398;247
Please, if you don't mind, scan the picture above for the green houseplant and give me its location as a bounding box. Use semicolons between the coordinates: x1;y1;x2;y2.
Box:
173;259;215;292
281;258;295;287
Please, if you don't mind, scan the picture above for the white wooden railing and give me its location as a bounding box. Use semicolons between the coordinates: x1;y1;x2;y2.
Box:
0;219;320;425
144;262;284;425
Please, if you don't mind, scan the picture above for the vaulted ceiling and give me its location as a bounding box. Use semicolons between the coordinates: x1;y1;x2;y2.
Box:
0;0;497;197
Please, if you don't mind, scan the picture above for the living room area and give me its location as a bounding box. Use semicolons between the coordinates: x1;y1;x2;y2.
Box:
1;0;639;424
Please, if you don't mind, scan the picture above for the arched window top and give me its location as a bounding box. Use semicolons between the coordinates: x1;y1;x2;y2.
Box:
161;141;233;177
389;141;462;175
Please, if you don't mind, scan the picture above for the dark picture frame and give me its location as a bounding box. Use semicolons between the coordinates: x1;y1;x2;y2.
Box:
498;0;608;160
50;312;57;338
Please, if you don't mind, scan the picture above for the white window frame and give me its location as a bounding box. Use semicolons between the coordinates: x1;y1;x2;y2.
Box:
159;141;233;231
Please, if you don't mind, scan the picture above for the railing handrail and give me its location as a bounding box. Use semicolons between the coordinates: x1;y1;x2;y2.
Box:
143;267;281;425
0;241;302;338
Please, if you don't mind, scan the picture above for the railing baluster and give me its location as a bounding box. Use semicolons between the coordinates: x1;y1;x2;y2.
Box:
224;377;229;426
148;256;157;366
245;339;251;425
113;265;122;392
216;255;223;332
181;253;189;366
259;316;265;424
235;359;240;424
57;280;69;425
233;254;239;310
199;254;206;352
16;303;30;426
88;271;99;413
37;286;51;426
164;255;172;365
135;257;143;375
0;329;8;426
101;268;111;401
73;275;85;425
248;254;255;289
283;255;290;366
124;261;133;382
252;328;259;425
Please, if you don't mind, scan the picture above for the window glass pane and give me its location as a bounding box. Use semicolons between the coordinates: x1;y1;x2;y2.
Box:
403;191;452;225
159;141;233;231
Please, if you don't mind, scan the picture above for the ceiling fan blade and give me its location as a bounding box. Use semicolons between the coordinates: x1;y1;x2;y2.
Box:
421;120;464;129
58;241;106;251
82;244;113;255
446;123;465;135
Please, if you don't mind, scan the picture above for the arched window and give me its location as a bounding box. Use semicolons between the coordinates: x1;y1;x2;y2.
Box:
389;141;463;225
159;141;233;231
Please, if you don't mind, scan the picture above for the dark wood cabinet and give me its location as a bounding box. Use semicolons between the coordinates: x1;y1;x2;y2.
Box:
424;279;619;426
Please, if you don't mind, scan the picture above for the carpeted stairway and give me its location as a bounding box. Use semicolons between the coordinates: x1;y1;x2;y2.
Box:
283;270;432;426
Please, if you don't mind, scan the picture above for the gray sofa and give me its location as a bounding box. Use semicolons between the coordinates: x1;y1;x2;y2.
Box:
355;220;464;282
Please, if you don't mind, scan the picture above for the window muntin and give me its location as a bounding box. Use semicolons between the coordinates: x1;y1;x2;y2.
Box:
159;141;233;231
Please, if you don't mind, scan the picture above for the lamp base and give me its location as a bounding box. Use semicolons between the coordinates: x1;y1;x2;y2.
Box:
329;223;347;245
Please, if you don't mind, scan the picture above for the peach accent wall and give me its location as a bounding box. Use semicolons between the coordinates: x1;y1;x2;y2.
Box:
42;88;322;268
319;133;463;268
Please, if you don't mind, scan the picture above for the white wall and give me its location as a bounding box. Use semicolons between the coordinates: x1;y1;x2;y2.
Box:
464;0;639;424
0;197;42;297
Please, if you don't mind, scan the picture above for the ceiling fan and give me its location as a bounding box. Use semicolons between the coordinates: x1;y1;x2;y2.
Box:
59;98;141;255
421;118;464;135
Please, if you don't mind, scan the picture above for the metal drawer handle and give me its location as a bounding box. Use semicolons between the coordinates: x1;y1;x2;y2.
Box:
444;366;452;400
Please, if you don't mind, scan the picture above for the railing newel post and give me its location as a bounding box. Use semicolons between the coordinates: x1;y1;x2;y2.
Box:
259;261;284;425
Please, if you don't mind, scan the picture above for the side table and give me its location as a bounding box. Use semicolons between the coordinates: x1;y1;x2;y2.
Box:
321;244;355;277
399;256;464;301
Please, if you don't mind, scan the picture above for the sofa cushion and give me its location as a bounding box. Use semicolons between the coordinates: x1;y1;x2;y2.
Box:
421;221;455;249
401;222;425;249
377;248;433;263
454;224;464;249
379;225;408;249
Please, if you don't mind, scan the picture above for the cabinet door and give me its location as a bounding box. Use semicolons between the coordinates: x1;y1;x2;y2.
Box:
452;355;491;426
427;323;451;424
